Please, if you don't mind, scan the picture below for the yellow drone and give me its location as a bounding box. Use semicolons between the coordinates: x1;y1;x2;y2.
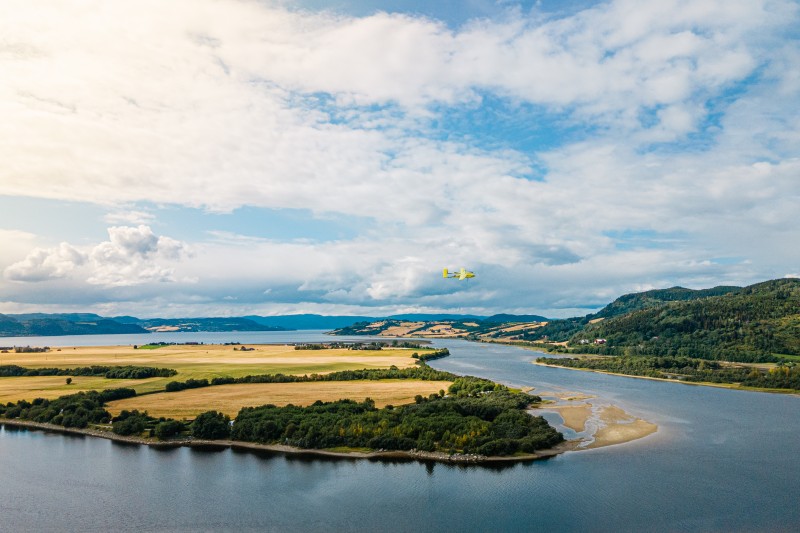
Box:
443;268;475;280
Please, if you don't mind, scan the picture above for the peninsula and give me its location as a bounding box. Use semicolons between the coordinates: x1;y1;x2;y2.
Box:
0;341;578;463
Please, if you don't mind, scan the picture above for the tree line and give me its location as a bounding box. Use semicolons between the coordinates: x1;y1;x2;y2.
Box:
0;365;177;379
411;348;450;362
537;356;800;390
164;364;455;393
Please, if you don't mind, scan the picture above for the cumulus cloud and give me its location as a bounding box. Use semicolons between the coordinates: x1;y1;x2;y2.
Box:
4;243;86;282
87;226;188;286
4;226;188;287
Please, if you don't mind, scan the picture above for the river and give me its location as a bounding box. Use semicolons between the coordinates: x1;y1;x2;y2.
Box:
1;332;799;532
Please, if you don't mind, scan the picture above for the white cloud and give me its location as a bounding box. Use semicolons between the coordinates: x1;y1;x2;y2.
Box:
4;226;189;287
4;243;86;282
87;226;188;286
0;0;798;316
1;0;793;216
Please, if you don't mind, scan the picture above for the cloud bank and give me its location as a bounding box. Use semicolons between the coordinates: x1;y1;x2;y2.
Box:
0;0;798;317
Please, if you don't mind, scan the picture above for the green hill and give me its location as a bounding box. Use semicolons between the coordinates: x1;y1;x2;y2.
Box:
539;279;800;363
592;285;741;319
0;314;148;337
522;284;745;344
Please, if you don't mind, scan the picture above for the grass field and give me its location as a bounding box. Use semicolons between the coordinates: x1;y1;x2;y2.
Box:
107;380;453;419
0;344;450;415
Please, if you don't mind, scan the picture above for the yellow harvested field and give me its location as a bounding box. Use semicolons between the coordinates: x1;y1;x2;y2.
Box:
416;324;467;337
496;322;543;333
107;380;453;419
0;344;424;395
379;322;425;336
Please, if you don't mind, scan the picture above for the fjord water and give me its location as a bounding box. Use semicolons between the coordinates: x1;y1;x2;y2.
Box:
2;333;799;532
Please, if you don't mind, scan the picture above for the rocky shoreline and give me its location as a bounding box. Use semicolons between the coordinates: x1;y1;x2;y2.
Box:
0;418;576;465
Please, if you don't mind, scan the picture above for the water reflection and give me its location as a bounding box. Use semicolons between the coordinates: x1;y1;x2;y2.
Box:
2;334;800;532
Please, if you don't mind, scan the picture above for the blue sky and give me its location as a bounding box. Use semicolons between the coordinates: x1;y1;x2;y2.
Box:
1;0;798;318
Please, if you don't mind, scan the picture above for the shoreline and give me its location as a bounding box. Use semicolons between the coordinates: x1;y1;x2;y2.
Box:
0;418;577;465
531;361;800;395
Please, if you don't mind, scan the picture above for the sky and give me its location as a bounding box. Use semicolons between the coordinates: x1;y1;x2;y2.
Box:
1;0;799;319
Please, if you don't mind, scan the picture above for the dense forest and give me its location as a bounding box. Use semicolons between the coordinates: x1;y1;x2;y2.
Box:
537;356;800;390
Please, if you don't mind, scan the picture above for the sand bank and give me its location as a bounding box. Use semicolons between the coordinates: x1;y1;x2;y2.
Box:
535;392;658;450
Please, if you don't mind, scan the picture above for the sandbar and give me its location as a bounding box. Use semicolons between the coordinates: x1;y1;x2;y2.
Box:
536;399;658;450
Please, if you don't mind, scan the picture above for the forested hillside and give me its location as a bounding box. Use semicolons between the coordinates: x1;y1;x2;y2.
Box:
523;285;744;343
0;314;147;337
541;279;800;363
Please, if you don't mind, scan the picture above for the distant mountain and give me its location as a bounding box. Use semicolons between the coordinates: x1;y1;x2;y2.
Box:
244;314;487;330
111;316;142;324
387;313;486;321
7;313;107;322
244;314;374;330
0;314;287;337
0;314;147;338
482;313;549;323
133;317;287;333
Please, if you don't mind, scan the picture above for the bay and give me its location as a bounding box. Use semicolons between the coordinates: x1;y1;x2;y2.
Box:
1;332;799;532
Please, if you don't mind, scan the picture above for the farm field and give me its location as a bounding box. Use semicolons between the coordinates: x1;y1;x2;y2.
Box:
0;375;159;404
0;344;423;395
107;379;453;419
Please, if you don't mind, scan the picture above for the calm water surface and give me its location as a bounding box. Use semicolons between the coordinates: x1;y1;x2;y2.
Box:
1;333;799;532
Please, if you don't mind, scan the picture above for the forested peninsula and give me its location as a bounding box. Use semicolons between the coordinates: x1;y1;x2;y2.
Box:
0;365;564;462
535;356;800;391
